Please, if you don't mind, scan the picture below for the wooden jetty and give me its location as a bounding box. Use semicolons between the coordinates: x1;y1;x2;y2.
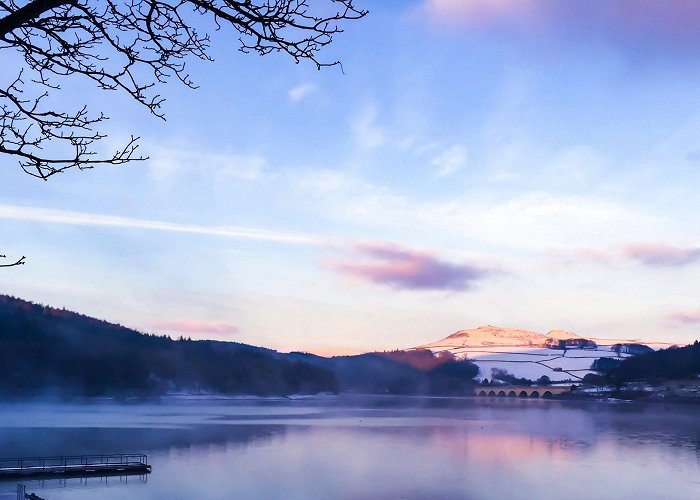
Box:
0;454;151;479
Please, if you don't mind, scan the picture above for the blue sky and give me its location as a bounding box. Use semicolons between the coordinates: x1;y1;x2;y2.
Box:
3;0;700;354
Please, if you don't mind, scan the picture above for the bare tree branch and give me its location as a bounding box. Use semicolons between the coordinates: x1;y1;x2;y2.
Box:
0;0;74;37
0;0;367;179
0;253;26;267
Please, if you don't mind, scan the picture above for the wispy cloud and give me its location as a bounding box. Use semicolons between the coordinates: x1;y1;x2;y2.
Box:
623;244;700;267
152;319;239;336
423;0;700;58
333;243;495;291
547;247;615;267
549;243;700;268
0;204;329;246
667;309;700;325
350;105;386;150
288;83;317;103
431;144;468;177
150;148;267;181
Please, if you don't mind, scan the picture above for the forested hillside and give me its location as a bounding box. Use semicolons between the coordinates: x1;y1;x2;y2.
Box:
0;295;479;398
609;341;700;385
288;350;478;396
0;295;336;397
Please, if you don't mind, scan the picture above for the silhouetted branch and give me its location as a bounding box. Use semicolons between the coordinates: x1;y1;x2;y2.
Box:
1;71;145;179
0;0;367;178
0;254;26;267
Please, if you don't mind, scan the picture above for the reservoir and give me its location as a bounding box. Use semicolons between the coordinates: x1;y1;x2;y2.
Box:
0;397;698;499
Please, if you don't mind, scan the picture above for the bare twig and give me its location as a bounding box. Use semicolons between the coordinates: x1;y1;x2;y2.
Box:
0;0;367;178
0;254;26;267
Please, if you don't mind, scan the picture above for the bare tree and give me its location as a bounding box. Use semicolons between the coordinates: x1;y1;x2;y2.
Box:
0;0;367;180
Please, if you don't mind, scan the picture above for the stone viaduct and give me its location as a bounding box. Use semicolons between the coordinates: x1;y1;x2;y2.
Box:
475;386;571;399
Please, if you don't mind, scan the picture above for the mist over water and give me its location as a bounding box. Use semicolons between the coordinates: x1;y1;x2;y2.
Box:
1;397;699;499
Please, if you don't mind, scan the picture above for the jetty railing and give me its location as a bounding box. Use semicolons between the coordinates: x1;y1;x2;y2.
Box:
0;454;150;478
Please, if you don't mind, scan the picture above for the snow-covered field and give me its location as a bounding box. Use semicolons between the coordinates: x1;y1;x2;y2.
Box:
422;344;628;382
468;346;625;382
415;326;678;383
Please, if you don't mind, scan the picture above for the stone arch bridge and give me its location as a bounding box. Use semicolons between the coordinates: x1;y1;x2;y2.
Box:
476;386;571;399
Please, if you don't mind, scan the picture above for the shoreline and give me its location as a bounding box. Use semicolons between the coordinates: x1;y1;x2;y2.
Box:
3;386;700;406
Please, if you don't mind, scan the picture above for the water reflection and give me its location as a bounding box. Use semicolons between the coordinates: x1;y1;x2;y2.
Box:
0;398;699;499
1;474;149;500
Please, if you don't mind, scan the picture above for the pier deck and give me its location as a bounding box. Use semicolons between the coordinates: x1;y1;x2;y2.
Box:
0;454;151;479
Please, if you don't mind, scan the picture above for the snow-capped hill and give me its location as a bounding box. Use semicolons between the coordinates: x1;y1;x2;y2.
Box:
423;325;549;349
414;325;674;384
546;329;580;340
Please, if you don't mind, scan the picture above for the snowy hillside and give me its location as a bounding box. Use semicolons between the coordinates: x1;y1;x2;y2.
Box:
415;326;678;383
423;325;548;349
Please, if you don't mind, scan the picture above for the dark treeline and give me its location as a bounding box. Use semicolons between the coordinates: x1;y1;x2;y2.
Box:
608;341;700;385
0;295;336;397
581;342;700;387
590;357;623;373
0;295;479;398
287;350;478;396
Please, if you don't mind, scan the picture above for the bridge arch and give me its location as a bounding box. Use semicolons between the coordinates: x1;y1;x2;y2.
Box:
476;386;571;399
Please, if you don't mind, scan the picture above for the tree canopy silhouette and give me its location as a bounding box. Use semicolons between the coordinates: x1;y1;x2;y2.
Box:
0;0;367;179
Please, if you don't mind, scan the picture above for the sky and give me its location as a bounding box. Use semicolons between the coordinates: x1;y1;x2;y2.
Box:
2;0;700;354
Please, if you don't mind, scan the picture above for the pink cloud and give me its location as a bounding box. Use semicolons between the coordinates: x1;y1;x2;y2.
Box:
667;310;700;324
424;0;700;56
425;0;539;27
152;320;239;336
549;244;700;268
333;243;495;291
623;244;700;267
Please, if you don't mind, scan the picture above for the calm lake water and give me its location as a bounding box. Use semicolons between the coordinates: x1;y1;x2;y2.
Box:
1;396;699;499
